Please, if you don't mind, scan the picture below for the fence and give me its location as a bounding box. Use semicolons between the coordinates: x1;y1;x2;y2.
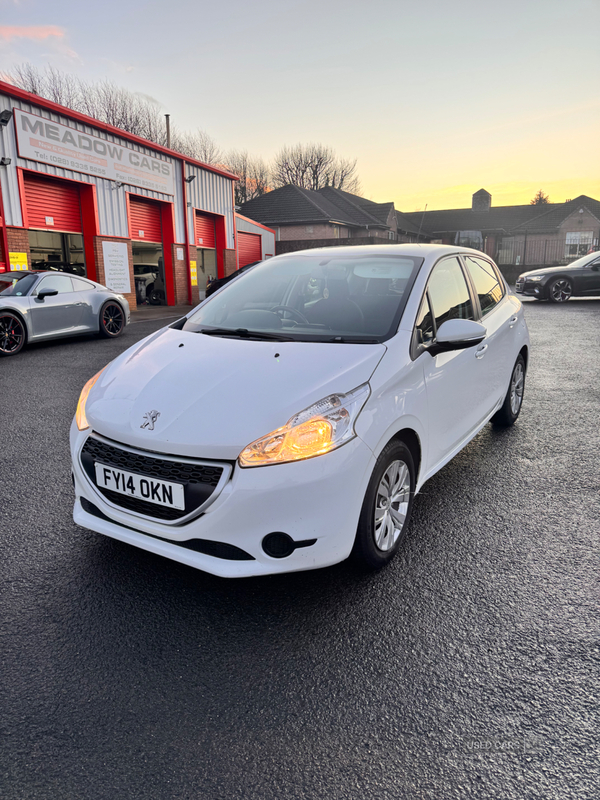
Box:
496;238;597;267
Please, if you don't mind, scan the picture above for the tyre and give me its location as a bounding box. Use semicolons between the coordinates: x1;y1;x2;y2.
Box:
548;277;572;303
99;302;125;338
491;354;525;427
148;289;164;306
0;312;27;356
351;440;415;569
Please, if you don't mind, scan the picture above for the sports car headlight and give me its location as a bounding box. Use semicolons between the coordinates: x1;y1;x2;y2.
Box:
238;383;370;467
75;366;108;431
528;275;545;282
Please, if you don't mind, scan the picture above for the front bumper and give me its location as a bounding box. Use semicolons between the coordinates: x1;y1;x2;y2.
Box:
515;279;546;298
70;420;376;577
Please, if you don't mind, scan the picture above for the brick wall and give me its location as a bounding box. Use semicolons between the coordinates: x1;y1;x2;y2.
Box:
94;236;137;311
6;228;31;268
172;244;189;305
277;223;352;241
224;249;237;277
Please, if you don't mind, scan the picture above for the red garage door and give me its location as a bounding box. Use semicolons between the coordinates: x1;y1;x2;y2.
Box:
195;213;216;249
23;174;82;232
238;232;262;268
129;196;162;242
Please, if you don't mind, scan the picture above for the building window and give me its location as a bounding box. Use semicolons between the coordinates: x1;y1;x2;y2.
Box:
388;231;395;241
565;231;593;259
334;226;340;238
305;225;314;233
28;231;85;276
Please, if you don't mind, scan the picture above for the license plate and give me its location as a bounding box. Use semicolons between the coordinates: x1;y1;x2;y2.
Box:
94;462;185;510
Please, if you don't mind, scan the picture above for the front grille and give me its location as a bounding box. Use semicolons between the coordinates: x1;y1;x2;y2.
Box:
80;497;254;560
80;436;226;522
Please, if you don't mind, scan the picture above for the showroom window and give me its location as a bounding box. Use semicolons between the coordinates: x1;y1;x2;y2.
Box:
28;231;85;276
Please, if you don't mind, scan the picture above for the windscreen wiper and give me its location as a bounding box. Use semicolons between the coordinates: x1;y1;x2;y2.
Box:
198;327;294;342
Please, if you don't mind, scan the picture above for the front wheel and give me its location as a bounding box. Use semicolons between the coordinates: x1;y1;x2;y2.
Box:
351;440;415;569
99;302;125;338
491;354;525;427
548;277;572;303
0;312;27;356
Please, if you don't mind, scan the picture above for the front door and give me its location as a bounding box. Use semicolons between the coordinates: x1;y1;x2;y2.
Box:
416;256;488;473
30;274;81;336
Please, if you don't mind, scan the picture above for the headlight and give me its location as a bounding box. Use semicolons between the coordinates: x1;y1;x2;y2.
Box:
238;383;370;467
75;366;108;431
528;275;545;282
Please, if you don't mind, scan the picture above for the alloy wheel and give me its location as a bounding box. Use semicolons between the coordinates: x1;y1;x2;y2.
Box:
550;279;572;302
373;459;411;551
510;362;524;416
102;304;124;336
0;314;25;355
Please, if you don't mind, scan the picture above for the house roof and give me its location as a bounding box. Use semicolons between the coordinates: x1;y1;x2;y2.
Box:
239;184;360;226
239;184;395;230
511;195;600;233
401;203;555;235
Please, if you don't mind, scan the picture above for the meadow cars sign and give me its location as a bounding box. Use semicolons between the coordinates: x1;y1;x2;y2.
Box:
15;109;175;195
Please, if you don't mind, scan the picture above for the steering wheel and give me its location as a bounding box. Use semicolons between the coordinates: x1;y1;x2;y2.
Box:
270;305;309;324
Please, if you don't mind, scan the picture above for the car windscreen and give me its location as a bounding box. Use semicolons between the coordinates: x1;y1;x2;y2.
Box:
184;253;423;342
0;273;39;297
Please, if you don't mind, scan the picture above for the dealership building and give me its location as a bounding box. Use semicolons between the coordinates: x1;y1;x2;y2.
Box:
0;80;274;309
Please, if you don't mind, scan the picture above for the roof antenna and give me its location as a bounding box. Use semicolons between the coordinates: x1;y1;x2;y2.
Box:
417;204;427;240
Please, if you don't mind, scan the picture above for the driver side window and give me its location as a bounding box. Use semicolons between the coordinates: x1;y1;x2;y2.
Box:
36;275;74;294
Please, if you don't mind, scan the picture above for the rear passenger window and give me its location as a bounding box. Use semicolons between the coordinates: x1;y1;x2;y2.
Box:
72;278;94;292
427;257;474;330
463;256;504;316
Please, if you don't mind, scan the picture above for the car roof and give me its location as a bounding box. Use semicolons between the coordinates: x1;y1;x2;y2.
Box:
270;243;495;261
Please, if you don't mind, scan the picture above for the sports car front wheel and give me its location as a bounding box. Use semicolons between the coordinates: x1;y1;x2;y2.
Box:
0;312;26;356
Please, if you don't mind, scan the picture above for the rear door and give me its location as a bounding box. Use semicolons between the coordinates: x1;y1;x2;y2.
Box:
461;255;520;405
30;274;81;336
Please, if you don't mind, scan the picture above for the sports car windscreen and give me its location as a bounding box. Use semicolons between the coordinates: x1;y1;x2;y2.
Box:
0;273;38;297
184;253;423;342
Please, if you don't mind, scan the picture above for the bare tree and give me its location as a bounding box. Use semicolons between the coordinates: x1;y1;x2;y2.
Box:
530;190;550;205
223;150;271;205
271;143;360;193
170;128;222;165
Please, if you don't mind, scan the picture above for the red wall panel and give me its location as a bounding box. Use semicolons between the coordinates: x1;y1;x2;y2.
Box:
195;213;216;249
23;174;82;233
238;232;262;268
129;196;162;242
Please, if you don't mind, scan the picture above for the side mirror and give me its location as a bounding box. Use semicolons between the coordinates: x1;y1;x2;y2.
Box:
37;288;59;299
428;319;486;356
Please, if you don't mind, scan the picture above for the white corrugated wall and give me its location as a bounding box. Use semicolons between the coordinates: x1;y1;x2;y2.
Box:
0;92;234;247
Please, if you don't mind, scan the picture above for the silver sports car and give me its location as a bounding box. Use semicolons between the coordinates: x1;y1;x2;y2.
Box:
0;270;130;357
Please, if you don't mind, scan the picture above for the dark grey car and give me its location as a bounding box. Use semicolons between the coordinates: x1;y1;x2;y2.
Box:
515;251;600;302
0;270;130;357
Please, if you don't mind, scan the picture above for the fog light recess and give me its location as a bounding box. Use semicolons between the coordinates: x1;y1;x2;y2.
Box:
262;532;296;558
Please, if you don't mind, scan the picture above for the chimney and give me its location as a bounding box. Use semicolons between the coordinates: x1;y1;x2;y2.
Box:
472;189;491;213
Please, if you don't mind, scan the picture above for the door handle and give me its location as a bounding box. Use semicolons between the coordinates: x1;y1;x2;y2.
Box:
509;315;518;328
475;344;488;359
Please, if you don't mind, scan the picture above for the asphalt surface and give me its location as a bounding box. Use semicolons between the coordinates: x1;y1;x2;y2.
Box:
1;299;599;800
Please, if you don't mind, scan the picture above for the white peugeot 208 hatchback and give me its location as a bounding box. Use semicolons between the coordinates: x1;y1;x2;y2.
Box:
70;244;529;578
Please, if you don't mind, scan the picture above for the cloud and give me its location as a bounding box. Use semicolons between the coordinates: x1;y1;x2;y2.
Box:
0;25;65;42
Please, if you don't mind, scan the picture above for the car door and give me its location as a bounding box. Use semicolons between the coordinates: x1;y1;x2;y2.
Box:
71;277;98;330
579;256;600;294
416;256;489;472
29;274;81;337
461;255;520;406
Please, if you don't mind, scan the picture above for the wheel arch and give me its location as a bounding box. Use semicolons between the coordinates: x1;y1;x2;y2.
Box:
0;307;29;340
519;344;529;371
389;427;422;485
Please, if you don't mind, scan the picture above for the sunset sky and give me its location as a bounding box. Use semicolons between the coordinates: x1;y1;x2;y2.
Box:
1;0;598;211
